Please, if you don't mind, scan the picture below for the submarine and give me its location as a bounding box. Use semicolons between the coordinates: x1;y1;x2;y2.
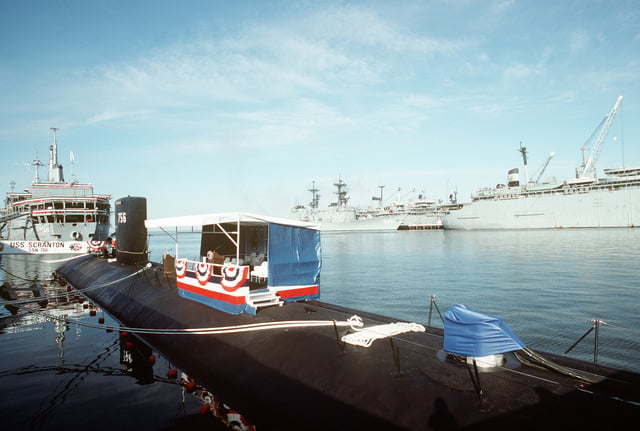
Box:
55;196;640;430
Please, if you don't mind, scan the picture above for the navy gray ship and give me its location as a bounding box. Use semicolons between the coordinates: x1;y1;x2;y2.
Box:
0;128;111;254
292;178;442;231
442;96;640;230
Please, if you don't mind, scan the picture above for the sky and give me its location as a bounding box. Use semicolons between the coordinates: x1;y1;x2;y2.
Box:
1;0;639;221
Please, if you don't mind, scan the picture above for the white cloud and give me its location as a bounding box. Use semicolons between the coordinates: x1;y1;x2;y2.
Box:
569;30;589;53
85;109;149;124
503;63;543;79
502;47;551;81
490;0;516;15
303;4;468;56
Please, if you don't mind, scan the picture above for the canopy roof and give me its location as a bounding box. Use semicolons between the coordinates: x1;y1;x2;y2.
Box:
145;212;319;230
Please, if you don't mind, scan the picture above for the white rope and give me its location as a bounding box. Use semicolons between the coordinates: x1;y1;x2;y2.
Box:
4;263;365;336
16;306;365;336
341;322;426;348
119;315;364;335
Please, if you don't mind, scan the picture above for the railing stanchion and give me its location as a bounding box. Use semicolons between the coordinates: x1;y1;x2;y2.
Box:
428;294;435;327
594;319;600;365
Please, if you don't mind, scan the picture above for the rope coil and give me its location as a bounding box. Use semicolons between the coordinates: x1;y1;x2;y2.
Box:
341;321;426;348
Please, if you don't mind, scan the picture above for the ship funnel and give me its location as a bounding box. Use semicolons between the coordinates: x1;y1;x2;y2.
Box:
115;196;148;265
507;168;520;188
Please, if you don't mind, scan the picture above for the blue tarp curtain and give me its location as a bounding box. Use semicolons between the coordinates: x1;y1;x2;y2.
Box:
444;304;525;357
268;224;321;288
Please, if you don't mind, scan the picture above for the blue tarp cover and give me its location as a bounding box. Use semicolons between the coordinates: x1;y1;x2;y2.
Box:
268;224;321;288
444;304;525;357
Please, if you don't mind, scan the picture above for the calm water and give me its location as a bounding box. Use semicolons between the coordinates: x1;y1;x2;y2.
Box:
318;229;640;372
0;254;225;430
2;229;639;429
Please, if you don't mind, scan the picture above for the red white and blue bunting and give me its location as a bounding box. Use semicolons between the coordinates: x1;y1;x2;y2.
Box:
175;258;188;279
195;262;213;286
221;265;249;292
88;240;106;251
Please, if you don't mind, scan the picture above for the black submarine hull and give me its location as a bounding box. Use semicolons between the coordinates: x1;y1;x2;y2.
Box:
57;254;640;430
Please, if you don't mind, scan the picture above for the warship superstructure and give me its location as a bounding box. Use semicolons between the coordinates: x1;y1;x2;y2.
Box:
0;129;111;254
292;178;442;231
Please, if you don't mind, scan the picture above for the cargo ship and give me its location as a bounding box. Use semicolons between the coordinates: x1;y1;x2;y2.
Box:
0;128;111;254
442;96;640;230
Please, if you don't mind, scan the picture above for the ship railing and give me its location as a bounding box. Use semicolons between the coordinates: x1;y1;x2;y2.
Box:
564;318;640;366
180;257;251;278
427;294;444;329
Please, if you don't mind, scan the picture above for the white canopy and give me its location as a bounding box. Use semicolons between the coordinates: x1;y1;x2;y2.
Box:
145;212;319;230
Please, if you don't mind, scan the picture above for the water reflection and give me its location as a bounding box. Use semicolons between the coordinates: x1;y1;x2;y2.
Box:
0;254;229;430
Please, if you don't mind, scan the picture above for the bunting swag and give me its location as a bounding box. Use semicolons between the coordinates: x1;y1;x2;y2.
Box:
195;262;213;286
221;265;249;292
88;241;106;251
175;258;188;278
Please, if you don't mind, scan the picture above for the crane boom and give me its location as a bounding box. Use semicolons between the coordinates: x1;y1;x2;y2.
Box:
579;96;623;179
533;152;555;183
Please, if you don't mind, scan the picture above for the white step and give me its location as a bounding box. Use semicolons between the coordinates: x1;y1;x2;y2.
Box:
247;290;283;309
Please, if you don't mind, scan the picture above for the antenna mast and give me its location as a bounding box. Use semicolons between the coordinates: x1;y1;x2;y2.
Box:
308;181;320;209
70;151;77;182
333;177;349;206
519;142;529;185
372;185;385;208
48;127;65;183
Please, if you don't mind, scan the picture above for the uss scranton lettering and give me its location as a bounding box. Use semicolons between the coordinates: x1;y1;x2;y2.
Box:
9;241;66;250
1;240;87;254
27;241;66;248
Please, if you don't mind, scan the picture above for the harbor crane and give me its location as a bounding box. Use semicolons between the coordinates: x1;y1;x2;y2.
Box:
531;152;555;184
577;96;623;179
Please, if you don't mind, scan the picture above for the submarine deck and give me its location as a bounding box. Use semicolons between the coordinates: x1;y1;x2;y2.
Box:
56;255;640;430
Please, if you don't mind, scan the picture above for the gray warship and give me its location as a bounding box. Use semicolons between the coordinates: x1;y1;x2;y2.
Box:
0;128;111;254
